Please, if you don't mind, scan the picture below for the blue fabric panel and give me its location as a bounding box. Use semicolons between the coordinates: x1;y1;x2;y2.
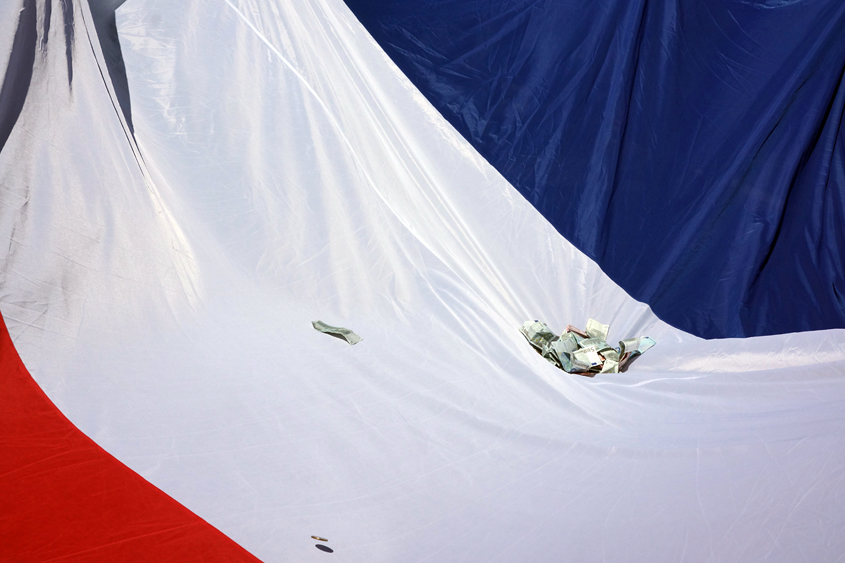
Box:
344;0;845;338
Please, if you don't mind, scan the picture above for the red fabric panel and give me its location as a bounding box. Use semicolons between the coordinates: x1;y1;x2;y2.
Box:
0;314;262;563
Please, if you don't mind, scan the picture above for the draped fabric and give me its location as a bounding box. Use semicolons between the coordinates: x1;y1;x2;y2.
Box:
0;313;260;562
344;0;845;338
2;0;845;561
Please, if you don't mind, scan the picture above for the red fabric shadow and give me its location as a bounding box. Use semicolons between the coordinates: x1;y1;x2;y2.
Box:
0;313;262;562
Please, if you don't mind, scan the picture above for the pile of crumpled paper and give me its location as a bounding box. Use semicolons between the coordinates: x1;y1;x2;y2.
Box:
520;319;655;376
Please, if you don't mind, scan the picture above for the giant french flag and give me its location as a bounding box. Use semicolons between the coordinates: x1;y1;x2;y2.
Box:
1;0;844;561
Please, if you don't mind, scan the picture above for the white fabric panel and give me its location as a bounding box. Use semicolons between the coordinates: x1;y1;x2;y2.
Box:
2;0;845;561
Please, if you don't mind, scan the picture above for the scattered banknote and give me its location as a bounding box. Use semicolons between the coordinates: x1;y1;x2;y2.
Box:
520;320;558;351
572;345;603;367
312;320;363;345
585;318;609;341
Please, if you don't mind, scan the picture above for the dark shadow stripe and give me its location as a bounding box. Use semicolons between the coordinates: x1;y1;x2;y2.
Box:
0;0;37;154
61;0;74;87
88;0;132;132
41;0;52;50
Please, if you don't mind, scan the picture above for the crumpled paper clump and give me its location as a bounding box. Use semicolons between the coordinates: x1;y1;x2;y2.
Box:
520;319;654;376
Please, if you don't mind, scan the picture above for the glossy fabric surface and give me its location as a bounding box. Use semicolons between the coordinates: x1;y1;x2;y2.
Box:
2;0;845;561
0;311;260;562
344;0;845;338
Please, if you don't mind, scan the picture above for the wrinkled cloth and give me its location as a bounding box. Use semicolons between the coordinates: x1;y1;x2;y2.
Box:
345;0;845;339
